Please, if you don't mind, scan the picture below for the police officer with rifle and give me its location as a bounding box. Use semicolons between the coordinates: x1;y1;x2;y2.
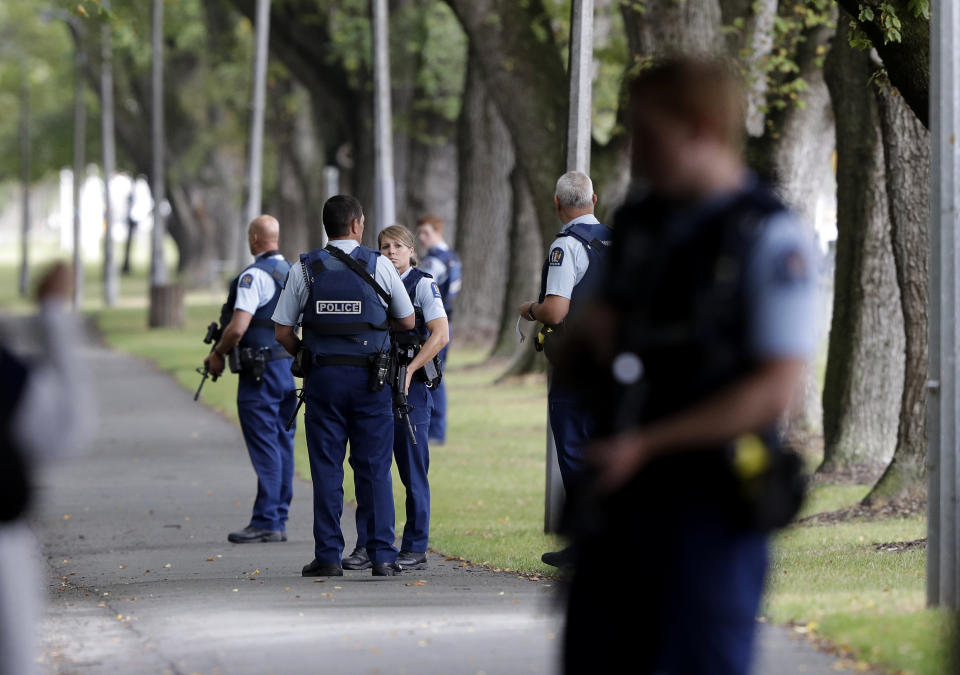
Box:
202;215;297;545
273;196;415;577
342;225;449;573
561;58;818;675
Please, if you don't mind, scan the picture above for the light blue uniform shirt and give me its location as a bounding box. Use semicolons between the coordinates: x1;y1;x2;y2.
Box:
744;211;821;360
543;213;601;299
272;239;414;327
234;252;286;314
401;268;447;324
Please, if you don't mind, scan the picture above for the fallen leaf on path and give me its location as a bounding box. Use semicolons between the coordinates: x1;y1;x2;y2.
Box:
63;514;71;520
405;581;426;587
163;564;171;568
206;558;214;562
119;565;126;570
313;580;325;583
284;587;291;591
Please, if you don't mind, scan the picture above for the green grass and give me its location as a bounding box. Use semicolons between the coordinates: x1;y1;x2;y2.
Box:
20;276;950;673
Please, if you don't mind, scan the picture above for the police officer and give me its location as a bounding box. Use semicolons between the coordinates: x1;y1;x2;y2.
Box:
343;225;449;571
204;215;297;544
273;195;415;577
563;58;818;674
518;171;612;569
416;215;461;444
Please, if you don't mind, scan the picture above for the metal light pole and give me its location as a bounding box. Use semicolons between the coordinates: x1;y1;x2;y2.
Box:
101;0;118;306
545;0;595;533
372;0;396;231
245;0;271;232
927;0;960;609
18;65;30;298
150;0;166;287
70;20;87;311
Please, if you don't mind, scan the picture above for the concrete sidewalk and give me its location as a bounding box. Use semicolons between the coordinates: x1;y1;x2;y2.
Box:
17;322;847;674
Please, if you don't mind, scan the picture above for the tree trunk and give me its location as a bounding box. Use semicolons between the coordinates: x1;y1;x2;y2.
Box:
769;23;836;446
443;0;567;253
865;81;930;501
621;0;725;57
820;22;905;473
495;167;545;372
451;52;515;346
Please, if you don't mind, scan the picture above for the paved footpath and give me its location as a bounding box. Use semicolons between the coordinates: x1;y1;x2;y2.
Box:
14;322;848;675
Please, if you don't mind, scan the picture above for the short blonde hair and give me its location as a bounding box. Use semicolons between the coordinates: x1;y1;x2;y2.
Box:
378;224;419;267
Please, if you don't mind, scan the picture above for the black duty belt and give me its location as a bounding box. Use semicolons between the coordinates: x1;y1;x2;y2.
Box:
313;354;372;368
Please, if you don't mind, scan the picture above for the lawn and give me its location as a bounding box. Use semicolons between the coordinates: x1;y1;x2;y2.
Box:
2;261;952;673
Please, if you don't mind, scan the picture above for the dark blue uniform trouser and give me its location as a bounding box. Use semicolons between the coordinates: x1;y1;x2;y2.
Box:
356;379;432;553
548;381;593;491
237;358;297;532
564;506;768;674
304;364;397;565
427;324;451;442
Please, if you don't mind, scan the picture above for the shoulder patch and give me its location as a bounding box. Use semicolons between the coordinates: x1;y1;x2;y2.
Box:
238;273;254;289
431;282;442;299
772;248;810;285
548;247;565;267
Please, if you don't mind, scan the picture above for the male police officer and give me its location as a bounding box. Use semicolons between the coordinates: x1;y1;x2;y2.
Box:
518;171;612;569
205;215;297;544
273;195;415;577
563;58;818;675
416;216;461;444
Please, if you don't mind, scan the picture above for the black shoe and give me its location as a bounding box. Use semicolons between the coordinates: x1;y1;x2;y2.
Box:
541;546;575;569
397;550;427;569
342;546;372;570
302;559;344;577
372;561;403;576
227;526;286;544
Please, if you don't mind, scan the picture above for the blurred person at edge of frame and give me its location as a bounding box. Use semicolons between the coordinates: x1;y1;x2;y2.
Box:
560;57;818;675
0;262;96;675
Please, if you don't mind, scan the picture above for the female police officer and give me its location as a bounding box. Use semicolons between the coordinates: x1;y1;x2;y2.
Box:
343;225;449;571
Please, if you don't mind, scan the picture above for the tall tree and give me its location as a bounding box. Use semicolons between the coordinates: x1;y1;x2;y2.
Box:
452;51;514;345
820;19;904;472
443;0;568;251
866;80;930;501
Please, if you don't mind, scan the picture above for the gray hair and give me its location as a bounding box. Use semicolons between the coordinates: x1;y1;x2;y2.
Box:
555;171;595;209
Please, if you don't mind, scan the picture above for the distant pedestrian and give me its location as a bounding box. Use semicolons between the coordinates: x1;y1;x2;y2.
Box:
204;215;297;545
416;215;461;445
0;263;95;675
564;57;816;674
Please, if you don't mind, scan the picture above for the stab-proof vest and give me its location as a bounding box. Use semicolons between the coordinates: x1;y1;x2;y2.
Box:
426;246;461;317
612;181;788;424
220;252;291;351
394;267;433;347
300;245;390;357
538;221;613;321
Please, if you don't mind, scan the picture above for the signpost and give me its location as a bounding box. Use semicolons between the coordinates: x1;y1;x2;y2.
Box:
927;0;960;609
372;0;396;232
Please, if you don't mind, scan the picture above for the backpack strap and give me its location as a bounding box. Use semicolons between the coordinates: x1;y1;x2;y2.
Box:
323;245;392;305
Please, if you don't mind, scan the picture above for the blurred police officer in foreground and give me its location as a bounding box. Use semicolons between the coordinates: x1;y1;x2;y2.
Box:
518;171;612;569
344;225;449;571
204;215;297;544
273;195;415;577
1;263;95;675
416;215;461;444
563;58;817;674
